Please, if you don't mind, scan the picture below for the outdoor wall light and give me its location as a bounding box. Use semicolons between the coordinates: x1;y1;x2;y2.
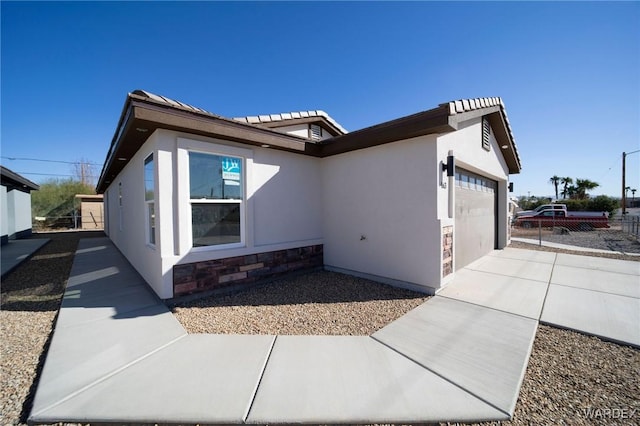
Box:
441;154;455;177
509;182;514;192
261;144;270;148
136;127;149;133
501;144;509;149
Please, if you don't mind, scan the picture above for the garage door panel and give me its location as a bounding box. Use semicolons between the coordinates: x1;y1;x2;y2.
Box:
455;169;497;270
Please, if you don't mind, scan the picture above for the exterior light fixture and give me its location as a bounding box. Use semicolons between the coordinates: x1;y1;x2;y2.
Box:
136;128;148;132
117;157;127;161
501;145;509;149
441;154;455;177
261;144;270;148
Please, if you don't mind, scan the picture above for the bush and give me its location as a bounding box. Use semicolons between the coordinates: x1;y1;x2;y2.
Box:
587;195;619;216
562;196;619;216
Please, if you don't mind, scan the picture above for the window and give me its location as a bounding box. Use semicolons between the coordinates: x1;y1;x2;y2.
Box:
189;152;243;247
455;168;497;193
144;154;155;246
118;182;123;231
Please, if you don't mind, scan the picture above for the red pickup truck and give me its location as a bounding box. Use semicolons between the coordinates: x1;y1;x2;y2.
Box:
514;210;610;231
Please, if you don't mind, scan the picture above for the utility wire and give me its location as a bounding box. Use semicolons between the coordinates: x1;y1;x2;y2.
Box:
1;156;101;165
15;172;99;178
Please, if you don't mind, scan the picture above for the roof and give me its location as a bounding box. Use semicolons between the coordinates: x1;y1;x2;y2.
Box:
96;91;521;193
0;165;39;192
233;110;348;136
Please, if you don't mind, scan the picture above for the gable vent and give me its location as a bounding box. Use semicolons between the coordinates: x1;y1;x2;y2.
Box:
310;124;323;141
482;116;491;151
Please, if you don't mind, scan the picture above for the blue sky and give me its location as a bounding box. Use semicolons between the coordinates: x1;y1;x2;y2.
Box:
1;1;639;199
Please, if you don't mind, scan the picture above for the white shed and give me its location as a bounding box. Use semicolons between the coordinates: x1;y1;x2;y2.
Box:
1;166;39;245
97;91;521;299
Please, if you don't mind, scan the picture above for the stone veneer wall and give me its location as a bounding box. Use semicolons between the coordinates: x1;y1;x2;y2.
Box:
173;244;323;297
442;226;453;277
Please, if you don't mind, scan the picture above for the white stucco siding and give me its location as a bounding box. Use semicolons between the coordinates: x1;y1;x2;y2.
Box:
436;117;511;271
104;130;325;298
103;134;166;298
275;124;309;138
252;149;322;246
10;190;33;235
322;135;441;292
1;186;32;238
1;186;8;239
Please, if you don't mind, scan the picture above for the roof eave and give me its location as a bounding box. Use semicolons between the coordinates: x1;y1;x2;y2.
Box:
447;105;522;175
96;96;323;193
0;166;40;191
318;106;453;157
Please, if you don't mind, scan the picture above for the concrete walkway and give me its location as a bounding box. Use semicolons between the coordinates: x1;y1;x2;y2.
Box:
28;238;640;425
1;238;50;278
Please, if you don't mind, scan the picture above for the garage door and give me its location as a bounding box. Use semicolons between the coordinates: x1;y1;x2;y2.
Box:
454;168;497;270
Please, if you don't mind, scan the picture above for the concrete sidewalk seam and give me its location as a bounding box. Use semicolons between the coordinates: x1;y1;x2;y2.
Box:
368;335;512;419
243;335;277;423
30;334;188;419
436;294;544;321
548;282;640;299
538;320;640;349
465;267;552;284
538;254;558;321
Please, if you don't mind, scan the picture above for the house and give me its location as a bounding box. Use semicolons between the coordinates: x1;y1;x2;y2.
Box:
74;194;104;230
1;166;39;245
96;90;521;299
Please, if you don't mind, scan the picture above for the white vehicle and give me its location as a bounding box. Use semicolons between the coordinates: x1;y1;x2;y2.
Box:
516;204;567;217
516;203;608;218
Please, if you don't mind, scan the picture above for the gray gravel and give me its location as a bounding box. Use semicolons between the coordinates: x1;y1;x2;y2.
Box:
171;270;430;335
0;231;102;426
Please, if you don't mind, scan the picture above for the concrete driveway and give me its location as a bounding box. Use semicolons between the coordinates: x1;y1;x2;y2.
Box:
27;239;640;424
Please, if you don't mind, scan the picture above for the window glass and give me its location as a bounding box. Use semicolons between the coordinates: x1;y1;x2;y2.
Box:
144;154;154;201
192;204;241;247
189;152;242;200
148;203;156;245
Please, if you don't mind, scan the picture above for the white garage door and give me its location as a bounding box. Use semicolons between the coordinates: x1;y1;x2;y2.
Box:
454;168;497;270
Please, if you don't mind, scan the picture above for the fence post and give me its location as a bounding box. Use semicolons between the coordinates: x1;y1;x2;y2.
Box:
538;220;542;246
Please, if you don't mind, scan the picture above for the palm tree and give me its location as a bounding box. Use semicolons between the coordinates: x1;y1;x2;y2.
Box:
575;178;600;200
560;177;573;199
549;175;560;200
632;188;637;200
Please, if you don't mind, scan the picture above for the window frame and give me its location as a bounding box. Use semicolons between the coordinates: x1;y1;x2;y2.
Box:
144;153;156;247
182;144;248;252
118;182;123;232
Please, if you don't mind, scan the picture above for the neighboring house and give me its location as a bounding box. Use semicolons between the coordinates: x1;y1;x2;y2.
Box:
1;166;39;245
74;194;104;230
97;90;521;299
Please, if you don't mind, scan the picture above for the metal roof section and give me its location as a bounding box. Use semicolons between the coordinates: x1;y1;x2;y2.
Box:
233;110;348;135
442;97;522;171
0;165;40;192
131;90;217;116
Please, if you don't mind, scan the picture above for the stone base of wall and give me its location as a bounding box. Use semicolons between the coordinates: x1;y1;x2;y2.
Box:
173;244;323;297
442;226;453;277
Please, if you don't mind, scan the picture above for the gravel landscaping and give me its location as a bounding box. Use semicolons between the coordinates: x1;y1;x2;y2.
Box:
1;231;638;426
171;271;429;335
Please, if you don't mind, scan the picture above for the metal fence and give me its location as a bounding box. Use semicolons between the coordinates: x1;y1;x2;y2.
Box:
620;215;640;240
511;215;640;254
33;211;104;231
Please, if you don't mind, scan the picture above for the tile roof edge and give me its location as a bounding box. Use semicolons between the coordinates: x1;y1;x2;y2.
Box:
232;110;348;134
